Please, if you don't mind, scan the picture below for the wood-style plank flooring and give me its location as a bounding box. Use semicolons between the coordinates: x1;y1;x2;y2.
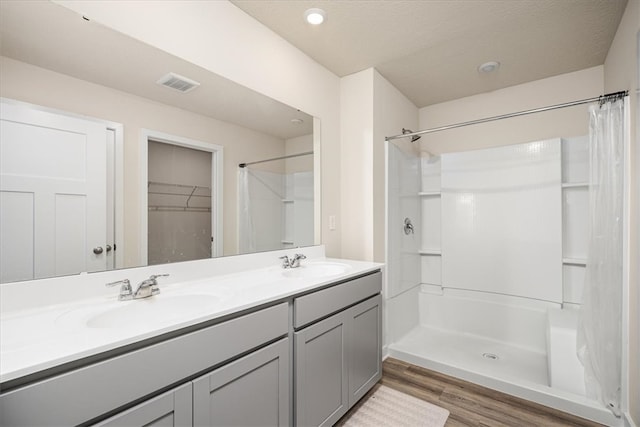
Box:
337;358;604;427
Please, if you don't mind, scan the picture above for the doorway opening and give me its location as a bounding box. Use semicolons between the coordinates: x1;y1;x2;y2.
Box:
140;130;223;266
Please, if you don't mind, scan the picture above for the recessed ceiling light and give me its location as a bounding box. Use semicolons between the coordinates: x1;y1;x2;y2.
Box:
304;8;326;25
478;61;500;74
291;118;304;125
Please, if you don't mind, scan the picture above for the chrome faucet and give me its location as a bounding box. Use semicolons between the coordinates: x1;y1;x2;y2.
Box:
279;253;306;269
106;279;133;301
132;274;169;299
290;253;306;268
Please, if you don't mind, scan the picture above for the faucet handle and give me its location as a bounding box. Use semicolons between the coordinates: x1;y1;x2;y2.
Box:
106;279;132;300
291;253;306;268
279;255;291;268
149;274;169;295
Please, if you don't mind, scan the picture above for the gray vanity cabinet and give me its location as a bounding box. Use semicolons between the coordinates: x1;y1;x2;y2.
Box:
293;272;382;427
294;310;349;427
1;270;383;427
347;295;382;407
1;303;289;427
192;338;289;427
93;383;193;427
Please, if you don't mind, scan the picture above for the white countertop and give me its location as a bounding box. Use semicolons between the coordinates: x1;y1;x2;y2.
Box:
0;251;382;384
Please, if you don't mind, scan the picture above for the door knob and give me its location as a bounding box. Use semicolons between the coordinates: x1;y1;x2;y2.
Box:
106;244;112;252
93;246;104;255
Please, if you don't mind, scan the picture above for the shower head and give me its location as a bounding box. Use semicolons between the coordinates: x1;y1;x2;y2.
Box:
402;128;421;143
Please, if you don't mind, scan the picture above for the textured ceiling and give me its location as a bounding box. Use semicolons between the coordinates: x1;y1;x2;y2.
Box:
231;0;628;107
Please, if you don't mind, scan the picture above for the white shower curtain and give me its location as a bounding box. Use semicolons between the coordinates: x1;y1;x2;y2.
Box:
238;168;256;254
577;98;625;416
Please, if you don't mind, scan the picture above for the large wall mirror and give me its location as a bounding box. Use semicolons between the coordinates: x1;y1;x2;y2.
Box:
0;1;320;284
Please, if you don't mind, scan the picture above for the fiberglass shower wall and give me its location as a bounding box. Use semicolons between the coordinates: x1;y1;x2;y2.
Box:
386;136;594;398
387;136;590;308
386;140;422;299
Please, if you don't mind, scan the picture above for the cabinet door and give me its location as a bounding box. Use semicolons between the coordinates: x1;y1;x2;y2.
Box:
92;383;192;427
348;294;382;407
294;311;348;427
193;338;289;427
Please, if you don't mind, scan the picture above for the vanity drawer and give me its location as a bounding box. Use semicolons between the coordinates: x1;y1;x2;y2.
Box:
0;302;288;427
293;271;381;329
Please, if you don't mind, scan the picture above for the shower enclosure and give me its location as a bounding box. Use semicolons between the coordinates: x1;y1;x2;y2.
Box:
384;97;628;426
238;152;314;253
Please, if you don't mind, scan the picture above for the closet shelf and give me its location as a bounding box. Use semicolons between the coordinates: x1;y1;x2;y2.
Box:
148;181;211;211
148;206;211;213
419;191;441;197
282;199;294;203
148;181;211;197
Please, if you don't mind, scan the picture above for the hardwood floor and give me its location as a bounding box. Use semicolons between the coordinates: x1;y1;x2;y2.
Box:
337;358;604;427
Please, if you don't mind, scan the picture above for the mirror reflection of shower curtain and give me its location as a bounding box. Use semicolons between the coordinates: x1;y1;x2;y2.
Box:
238;168;284;253
577;98;624;416
238;168;314;253
238;167;256;253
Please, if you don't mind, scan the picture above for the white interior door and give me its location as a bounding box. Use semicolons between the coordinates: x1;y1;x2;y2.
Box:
0;101;107;282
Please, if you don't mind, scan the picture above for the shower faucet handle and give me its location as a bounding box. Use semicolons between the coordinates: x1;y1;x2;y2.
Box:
404;217;415;235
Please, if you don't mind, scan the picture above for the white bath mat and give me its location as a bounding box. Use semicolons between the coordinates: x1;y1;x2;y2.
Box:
342;385;450;427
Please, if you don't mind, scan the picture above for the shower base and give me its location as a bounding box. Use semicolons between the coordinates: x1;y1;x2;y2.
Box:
388;325;619;426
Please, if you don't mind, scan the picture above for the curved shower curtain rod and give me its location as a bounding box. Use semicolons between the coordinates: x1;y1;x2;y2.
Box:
238;151;314;168
385;90;628;142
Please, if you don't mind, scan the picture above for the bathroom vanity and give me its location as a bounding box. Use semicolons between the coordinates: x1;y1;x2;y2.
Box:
0;248;382;427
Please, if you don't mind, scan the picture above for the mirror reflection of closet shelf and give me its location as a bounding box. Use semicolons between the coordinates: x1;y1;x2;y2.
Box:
147;181;211;213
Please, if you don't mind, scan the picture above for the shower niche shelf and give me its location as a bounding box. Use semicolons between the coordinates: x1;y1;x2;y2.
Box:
560;136;589;306
562;257;587;266
419;249;442;256
561;182;588;188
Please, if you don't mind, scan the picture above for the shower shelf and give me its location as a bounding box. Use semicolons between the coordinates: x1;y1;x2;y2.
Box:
419;249;442;256
419;191;441;196
562;257;587;266
561;182;588;188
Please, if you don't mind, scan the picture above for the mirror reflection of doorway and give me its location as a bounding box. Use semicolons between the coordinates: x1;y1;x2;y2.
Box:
147;140;213;265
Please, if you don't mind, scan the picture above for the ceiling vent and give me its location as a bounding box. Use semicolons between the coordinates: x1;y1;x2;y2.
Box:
156;72;200;93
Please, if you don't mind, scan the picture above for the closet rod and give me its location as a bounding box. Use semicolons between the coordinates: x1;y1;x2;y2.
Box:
385;90;628;142
239;151;313;168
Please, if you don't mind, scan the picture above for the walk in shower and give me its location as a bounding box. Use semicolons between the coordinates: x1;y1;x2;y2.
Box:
384;94;628;425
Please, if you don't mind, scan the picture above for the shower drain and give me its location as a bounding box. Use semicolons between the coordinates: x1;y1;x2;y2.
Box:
482;352;500;360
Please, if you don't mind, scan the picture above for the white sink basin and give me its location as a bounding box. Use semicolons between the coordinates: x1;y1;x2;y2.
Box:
57;294;220;329
281;262;351;279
